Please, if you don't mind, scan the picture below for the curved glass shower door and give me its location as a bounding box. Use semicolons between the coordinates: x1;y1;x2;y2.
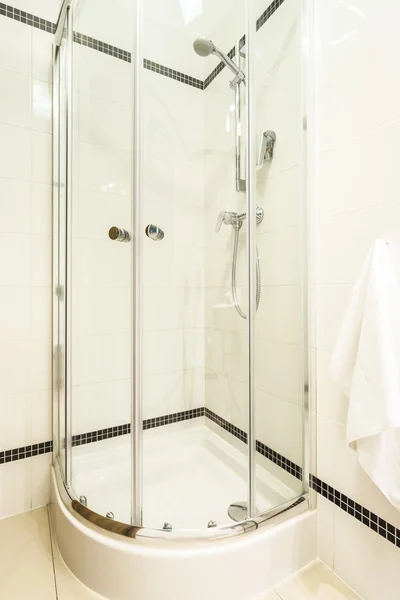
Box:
53;0;135;523
53;0;309;535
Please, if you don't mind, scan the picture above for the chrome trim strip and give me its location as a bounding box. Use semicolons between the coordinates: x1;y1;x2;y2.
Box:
53;461;309;542
131;0;143;526
54;0;72;48
52;42;60;464
64;4;73;487
301;0;312;501
246;5;256;518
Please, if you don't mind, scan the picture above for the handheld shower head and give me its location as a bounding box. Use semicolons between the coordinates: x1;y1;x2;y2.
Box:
193;37;215;57
193;37;245;88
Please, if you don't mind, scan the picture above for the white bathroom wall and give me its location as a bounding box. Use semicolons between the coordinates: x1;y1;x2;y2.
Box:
313;0;400;595
0;5;57;518
204;0;304;486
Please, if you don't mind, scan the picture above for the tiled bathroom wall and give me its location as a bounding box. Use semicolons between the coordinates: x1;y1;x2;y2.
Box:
312;0;400;596
0;2;57;518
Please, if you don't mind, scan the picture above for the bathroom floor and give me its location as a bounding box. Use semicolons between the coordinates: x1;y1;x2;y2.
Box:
0;506;363;600
70;419;298;529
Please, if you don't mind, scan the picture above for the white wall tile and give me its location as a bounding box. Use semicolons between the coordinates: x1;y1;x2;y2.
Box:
0;123;31;180
255;388;303;463
30;390;52;444
317;496;335;570
73;333;131;386
0;17;31;76
32;79;52;134
0;233;31;286
0;460;32;518
31;183;52;235
0;287;31;342
0;68;31;128
31;132;52;184
31;29;53;83
255;338;302;404
31;235;51;287
0;390;31;451
334;507;400;600
31;287;51;339
0;178;31;233
31;453;51;509
72;379;131;433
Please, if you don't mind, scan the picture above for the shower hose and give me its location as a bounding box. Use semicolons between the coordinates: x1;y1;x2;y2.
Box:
231;226;261;319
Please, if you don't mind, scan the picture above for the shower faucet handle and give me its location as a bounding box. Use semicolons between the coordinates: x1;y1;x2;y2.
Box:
215;211;235;233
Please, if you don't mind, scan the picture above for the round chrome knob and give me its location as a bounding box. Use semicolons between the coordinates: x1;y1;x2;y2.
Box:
109;226;131;243
145;224;164;241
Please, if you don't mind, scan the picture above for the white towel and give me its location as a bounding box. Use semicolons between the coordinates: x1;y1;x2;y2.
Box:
330;239;400;509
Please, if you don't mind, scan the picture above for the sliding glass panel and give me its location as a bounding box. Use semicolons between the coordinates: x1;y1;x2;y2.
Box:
67;0;135;522
53;20;69;481
140;0;252;530
253;0;306;508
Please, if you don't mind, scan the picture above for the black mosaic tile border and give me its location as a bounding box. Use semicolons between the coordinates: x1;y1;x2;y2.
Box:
0;2;55;32
256;438;302;480
256;0;287;31
0;441;52;464
310;475;400;550
71;407;205;447
72;423;130;447
144;59;204;89
143;407;205;429
73;31;130;62
205;408;302;480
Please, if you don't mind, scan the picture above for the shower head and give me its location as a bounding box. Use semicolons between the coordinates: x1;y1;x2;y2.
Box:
193;37;215;57
193;37;245;88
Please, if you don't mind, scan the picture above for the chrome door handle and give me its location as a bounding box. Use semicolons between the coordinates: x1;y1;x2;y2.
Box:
109;226;131;243
145;224;164;241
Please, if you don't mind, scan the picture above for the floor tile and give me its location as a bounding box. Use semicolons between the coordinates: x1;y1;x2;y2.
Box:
275;561;362;600
0;507;56;600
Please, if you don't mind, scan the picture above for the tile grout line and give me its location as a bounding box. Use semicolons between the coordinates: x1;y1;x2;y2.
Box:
47;505;60;600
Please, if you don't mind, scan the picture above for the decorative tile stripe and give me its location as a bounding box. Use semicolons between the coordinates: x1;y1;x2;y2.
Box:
143;407;205;429
73;31;130;62
205;408;302;480
0;2;55;32
256;0;287;31
0;441;52;464
144;59;204;89
256;439;302;480
72;408;205;448
72;424;130;447
205;407;248;443
310;475;400;550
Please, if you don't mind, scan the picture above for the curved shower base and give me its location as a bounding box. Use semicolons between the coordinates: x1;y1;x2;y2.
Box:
50;466;317;600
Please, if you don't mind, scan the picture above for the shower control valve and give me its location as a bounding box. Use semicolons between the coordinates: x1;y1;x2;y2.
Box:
215;211;236;233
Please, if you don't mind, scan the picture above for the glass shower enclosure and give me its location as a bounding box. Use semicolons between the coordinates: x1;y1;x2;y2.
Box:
53;0;309;536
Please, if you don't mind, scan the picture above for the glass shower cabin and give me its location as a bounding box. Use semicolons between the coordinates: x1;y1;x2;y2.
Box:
53;0;309;536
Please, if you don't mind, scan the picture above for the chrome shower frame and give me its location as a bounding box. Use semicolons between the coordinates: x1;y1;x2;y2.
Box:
52;0;314;541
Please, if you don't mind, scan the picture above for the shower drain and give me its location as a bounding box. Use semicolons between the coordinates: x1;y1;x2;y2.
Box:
228;501;259;522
